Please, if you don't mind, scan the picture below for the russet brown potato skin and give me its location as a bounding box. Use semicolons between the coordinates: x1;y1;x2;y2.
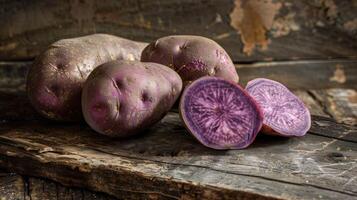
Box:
141;35;239;86
27;34;148;121
81;60;182;137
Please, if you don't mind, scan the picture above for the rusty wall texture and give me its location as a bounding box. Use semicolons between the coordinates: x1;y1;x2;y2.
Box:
0;0;357;62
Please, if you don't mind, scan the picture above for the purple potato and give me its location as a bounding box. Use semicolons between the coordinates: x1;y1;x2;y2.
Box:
27;34;148;121
141;35;239;86
180;77;263;150
246;78;311;137
82;60;182;137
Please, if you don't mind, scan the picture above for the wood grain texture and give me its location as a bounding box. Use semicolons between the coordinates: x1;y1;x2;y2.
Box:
0;171;24;200
237;60;357;89
309;89;357;125
1;0;357;61
0;91;356;200
1;59;357;91
0;61;28;92
0;170;119;200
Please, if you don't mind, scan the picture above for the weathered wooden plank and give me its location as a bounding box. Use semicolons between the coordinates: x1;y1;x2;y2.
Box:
0;61;28;91
1;0;357;61
24;177;119;200
0;171;24;200
310;115;357;143
0;112;356;200
0;170;119;200
237;60;357;89
309;89;357;125
1;60;357;91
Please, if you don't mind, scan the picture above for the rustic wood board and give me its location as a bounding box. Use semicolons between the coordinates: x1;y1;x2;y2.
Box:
1;0;357;61
0;171;24;200
1;59;357;90
309;89;357;125
237;60;357;89
0;92;356;199
0;170;118;200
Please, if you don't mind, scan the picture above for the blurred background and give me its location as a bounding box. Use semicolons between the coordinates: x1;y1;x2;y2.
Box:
1;0;355;124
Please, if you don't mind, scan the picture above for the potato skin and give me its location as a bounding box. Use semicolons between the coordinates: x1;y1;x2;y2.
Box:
27;34;147;121
81;60;182;137
141;35;239;86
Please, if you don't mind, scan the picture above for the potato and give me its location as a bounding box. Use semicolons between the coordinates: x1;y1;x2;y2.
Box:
180;77;263;149
27;34;147;121
81;60;182;137
141;35;239;86
246;78;311;137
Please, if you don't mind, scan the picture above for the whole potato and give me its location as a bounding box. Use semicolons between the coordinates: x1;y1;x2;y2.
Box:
82;60;182;137
141;35;239;86
27;34;147;121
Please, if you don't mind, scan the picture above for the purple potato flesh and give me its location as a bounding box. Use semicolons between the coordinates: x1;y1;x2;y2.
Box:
82;60;182;137
246;78;311;137
180;77;263;150
141;35;239;86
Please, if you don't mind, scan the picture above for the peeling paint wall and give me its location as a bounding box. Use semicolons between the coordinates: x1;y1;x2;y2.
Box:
1;0;357;61
329;65;346;84
229;0;357;57
229;0;282;55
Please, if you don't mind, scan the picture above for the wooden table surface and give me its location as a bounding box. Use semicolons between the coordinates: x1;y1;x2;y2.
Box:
0;62;356;200
0;101;356;200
